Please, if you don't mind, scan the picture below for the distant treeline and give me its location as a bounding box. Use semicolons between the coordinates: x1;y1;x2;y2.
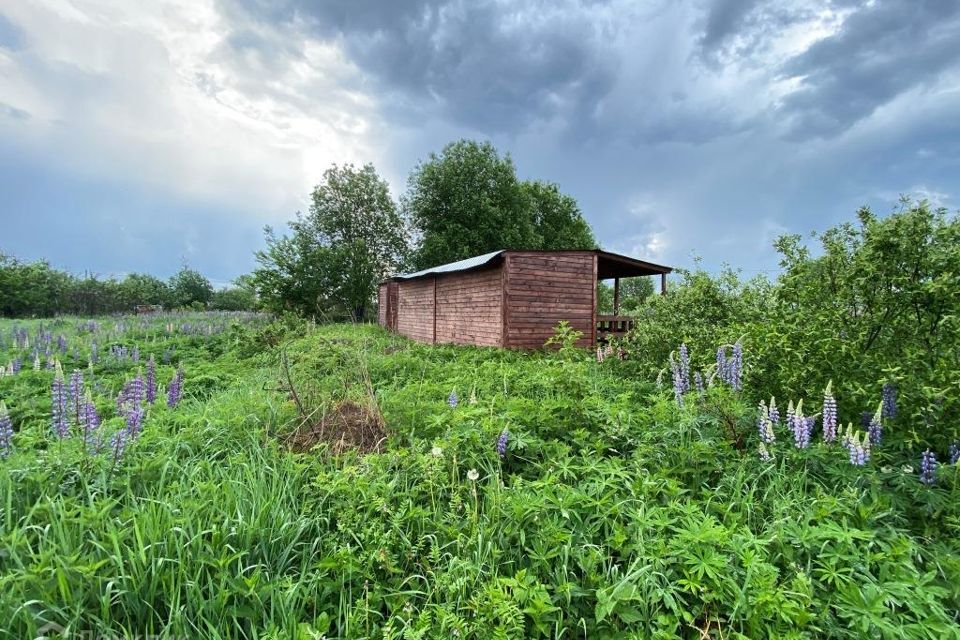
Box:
0;253;256;317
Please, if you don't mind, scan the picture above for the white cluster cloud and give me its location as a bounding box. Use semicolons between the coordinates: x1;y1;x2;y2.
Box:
1;0;383;221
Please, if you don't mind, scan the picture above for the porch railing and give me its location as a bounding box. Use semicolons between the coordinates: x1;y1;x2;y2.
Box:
596;315;634;342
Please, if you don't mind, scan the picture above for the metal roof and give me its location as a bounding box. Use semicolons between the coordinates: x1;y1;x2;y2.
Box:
392;250;505;281
386;249;671;282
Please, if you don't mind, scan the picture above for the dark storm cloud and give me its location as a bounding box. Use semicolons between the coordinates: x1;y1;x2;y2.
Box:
225;0;620;133
779;0;960;138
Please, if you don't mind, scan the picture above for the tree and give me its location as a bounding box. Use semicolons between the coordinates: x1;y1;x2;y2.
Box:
118;274;172;309
252;163;409;320
211;276;257;311
523;181;596;250
404;140;535;269
405;140;601;269
169;266;213;308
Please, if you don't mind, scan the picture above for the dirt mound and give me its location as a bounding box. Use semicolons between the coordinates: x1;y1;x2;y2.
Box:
287;400;387;455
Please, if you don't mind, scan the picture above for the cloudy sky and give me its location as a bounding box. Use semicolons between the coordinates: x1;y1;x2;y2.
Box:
2;0;959;284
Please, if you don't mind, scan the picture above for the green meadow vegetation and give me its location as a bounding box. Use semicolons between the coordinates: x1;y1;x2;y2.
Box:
0;303;958;638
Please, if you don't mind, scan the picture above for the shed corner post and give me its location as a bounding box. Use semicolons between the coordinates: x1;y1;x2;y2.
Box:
591;253;598;349
433;275;438;344
660;272;668;295
501;253;510;348
613;277;620;315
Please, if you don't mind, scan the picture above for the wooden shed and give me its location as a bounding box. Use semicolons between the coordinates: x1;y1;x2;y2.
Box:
378;250;672;349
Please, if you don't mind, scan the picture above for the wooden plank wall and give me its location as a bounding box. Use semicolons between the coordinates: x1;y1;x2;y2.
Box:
435;266;502;346
503;252;596;349
397;278;435;343
377;283;389;327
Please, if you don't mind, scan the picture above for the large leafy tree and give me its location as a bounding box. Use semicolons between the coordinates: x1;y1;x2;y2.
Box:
252;164;409;319
404;140;535;269
523;181;597;251
169;266;214;308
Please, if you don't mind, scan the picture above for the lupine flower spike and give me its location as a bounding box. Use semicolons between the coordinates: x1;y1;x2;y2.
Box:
496;428;509;458
822;381;838;443
949;442;960;466
882;382;898;419
167;367;184;408
146;356;157;404
0;402;13;458
768;396;780;425
867;402;883;446
51;361;70;438
920;449;937;485
447;390;458;408
758;443;772;461
81;390;101;453
758;400;775;444
791;400;812;449
847;430;870;466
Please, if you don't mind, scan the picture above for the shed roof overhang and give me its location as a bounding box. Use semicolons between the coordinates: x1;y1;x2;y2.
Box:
595;250;672;279
382;249;672;284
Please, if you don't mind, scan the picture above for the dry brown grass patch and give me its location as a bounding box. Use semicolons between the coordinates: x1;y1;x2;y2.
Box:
286;399;387;455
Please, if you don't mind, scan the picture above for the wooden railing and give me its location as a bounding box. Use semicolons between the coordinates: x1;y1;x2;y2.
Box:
596;315;634;342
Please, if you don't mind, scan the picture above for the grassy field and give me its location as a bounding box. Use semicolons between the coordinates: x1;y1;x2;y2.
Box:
0;315;958;639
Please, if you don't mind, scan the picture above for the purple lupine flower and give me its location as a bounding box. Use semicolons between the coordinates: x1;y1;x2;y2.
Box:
949;442;960;466
51;362;70;438
132;346;140;364
867;403;883;446
90;340;99;364
729;340;743;391
791;400;811;449
920;449;937;486
822;381;838;443
80;391;101;453
881;382;897;420
109;429;130;464
785;400;795;427
496;428;509;458
768;397;780;425
0;402;13;458
694;371;704;394
715;346;726;387
57;335;67;353
860;411;873;428
447;390;458;408
757;400;774;444
146;356;157;404
671;356;685;407
69;369;84;423
847;430;870;466
758;443;772;461
11;358;20;374
125;403;144;438
167;368;184;408
678;343;690;393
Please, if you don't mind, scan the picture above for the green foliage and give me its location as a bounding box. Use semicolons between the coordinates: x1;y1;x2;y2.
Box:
1;320;957;639
169;265;214;307
253;163;409;320
0;253;242;316
405;140;597;269
752;200;960;452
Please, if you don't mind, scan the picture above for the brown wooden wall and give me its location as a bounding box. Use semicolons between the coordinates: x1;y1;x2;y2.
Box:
503;252;596;349
435;266;502;346
377;283;388;326
396;278;435;343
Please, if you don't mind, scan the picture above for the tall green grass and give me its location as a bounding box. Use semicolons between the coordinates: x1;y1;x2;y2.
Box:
0;320;958;638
